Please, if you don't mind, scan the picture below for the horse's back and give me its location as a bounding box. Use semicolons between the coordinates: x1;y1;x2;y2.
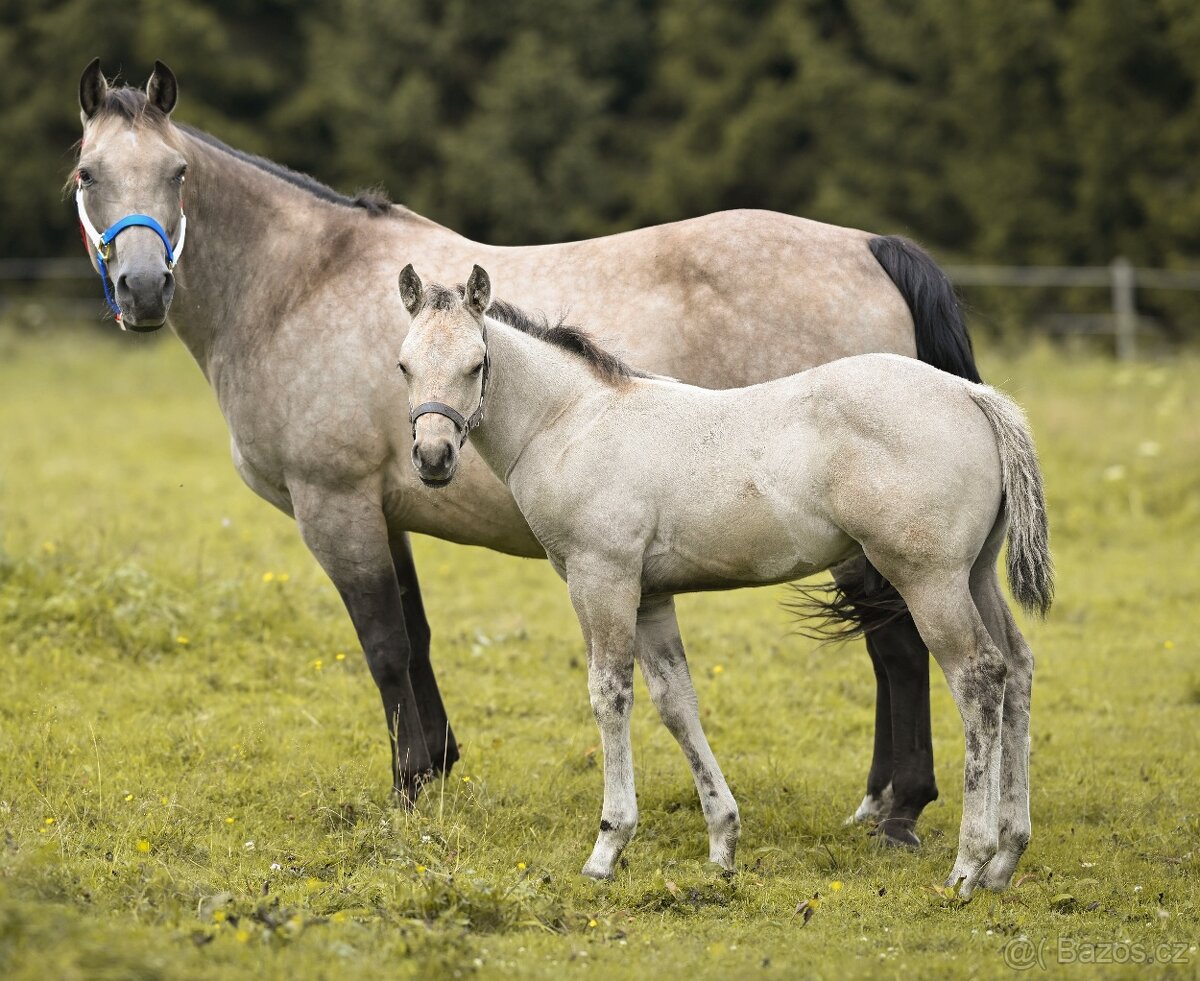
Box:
409;209;915;390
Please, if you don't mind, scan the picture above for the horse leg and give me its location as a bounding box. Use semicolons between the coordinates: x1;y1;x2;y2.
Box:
974;571;1034;891
567;566;641;880
293;484;432;803
835;559;938;845
892;569;1006;899
848;633;895;826
870;613;939;848
388;532;459;775
636;596;740;871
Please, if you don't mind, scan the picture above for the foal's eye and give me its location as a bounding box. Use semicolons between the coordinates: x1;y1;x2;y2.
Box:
468;362;484;377
396;360;409;376
172;165;187;185
77;168;95;188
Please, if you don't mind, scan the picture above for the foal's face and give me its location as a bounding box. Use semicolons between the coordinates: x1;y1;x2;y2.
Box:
76;60;187;331
397;265;491;487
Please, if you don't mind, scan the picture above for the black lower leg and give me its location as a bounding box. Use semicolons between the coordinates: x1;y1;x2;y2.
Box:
869;612;939;847
390;533;459;774
335;571;434;803
865;640;895;804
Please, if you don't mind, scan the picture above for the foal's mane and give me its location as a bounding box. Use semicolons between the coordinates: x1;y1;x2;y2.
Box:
80;86;392;216
424;284;649;386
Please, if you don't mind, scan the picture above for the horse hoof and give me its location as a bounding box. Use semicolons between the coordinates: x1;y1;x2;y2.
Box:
391;769;434;808
872;819;921;849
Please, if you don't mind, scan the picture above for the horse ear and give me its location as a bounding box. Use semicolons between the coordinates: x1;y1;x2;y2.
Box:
146;61;178;115
80;58;107;120
398;264;423;316
465;265;491;318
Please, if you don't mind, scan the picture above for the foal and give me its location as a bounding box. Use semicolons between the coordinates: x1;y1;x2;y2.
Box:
396;265;1051;897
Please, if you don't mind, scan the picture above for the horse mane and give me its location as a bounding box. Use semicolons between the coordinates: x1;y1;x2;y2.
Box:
423;284;650;386
178;124;393;216
83;85;392;216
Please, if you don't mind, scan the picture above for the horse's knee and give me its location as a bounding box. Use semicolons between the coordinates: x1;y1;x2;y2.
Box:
589;675;634;726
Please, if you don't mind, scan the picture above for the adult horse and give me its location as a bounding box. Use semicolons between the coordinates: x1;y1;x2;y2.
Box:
70;60;978;839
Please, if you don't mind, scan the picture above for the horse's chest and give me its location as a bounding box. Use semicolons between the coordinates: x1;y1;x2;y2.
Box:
230;435;293;515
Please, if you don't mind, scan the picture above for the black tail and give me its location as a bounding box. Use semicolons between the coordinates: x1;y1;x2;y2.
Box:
869;235;981;383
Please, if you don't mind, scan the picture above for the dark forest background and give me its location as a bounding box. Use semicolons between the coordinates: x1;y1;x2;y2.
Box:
3;0;1198;335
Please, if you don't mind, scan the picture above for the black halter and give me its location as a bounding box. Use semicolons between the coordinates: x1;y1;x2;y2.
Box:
408;322;490;447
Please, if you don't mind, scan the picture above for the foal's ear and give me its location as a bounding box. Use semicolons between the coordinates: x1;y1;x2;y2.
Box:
146;61;178;115
398;264;424;316
79;58;107;120
465;265;491;318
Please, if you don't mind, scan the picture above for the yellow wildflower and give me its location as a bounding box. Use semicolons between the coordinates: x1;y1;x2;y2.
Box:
829;880;843;892
335;652;346;661
225;816;236;824
262;572;275;583
517;862;527;871
136;840;151;853
176;635;189;645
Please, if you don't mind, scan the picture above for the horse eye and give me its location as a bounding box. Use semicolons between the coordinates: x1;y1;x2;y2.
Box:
396;360;409;376
469;362;484;377
172;165;187;185
77;168;95;187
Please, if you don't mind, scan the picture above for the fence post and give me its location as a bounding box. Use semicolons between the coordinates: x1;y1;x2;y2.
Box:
1111;257;1137;361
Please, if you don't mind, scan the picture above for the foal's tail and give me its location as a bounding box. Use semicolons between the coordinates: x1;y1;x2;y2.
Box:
967;386;1054;617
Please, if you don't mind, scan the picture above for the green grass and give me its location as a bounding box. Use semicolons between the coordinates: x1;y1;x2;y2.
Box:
1;323;1197;979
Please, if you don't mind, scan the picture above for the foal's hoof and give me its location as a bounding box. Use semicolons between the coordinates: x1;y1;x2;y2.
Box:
580;862;615;881
872;819;921;849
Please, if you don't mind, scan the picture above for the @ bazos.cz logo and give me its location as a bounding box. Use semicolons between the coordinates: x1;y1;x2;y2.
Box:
1002;937;1193;970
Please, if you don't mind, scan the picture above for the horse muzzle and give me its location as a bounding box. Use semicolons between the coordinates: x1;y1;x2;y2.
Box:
412;437;459;487
115;267;175;331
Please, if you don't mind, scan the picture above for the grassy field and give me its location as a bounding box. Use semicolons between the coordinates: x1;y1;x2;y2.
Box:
0;322;1197;979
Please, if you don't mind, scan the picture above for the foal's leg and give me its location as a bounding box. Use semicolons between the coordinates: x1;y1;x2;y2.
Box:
567;567;641;880
974;572;1034;891
388;532;459;775
636;596;740;870
293;484;433;803
895;571;1006;899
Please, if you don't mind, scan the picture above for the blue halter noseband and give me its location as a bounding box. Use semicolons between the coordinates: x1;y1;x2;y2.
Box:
76;181;187;326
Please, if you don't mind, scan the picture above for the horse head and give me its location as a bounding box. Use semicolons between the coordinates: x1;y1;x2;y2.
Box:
75;59;187;331
397;264;491;486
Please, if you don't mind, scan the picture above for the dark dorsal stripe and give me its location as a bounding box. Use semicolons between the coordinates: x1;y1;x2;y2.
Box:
421;284;649;386
87;86;391;216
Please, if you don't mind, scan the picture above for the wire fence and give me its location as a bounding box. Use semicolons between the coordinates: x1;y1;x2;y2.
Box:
4;256;1200;358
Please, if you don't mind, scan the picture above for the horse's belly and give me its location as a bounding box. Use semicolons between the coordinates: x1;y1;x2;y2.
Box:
643;496;854;594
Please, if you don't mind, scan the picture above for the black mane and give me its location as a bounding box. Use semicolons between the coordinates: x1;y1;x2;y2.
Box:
178;124;392;216
423;285;649;385
88;86;391;216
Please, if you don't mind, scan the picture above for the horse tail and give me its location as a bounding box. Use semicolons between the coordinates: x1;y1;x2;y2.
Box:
869;235;981;383
967;385;1055;617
